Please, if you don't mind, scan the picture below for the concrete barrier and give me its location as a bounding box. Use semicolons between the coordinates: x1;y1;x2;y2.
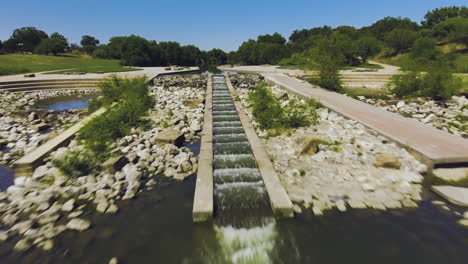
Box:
192;74;213;222
225;74;294;218
13;107;107;177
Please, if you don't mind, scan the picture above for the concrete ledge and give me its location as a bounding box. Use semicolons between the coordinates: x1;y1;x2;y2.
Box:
193;74;214;222
432;185;468;207
225;74;294;218
13;107;107;177
262;73;468;168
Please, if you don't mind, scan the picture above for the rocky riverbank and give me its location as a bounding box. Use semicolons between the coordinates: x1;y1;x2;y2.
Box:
0;89;98;164
233;74;428;214
356;95;468;138
0;75;206;252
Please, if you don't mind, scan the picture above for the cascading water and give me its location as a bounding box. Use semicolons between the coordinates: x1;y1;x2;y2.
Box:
211;75;278;263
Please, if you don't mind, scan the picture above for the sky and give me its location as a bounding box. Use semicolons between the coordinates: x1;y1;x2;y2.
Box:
1;0;467;51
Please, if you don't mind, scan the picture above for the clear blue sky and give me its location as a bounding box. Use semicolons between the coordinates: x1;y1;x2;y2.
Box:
1;0;466;51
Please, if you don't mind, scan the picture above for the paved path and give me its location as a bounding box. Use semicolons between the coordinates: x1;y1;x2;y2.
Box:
0;67;199;82
259;72;468;167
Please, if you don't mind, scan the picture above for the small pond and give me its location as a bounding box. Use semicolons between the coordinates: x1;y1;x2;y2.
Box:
33;94;99;111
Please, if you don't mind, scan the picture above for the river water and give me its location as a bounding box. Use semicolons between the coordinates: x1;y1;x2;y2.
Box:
0;91;467;263
32;93;98;111
1;175;466;264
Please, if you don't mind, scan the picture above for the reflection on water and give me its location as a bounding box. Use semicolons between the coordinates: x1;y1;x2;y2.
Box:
0;166;13;191
0;175;467;264
33;94;98;111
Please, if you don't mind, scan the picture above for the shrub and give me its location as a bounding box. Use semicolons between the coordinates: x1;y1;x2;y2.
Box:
248;83;319;131
390;67;461;100
390;71;423;97
54;149;97;178
80;75;152;154
248;82;283;130
420;67;462;100
282;98;319;128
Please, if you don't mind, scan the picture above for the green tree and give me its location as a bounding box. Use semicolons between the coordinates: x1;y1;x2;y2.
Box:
7;27;48;52
410;37;441;62
34;38;68;55
159;41;183;65
119;35;152;66
81;35;100;54
431;17;468;46
384;28;418;54
355;36;382;63
207;48;228;65
363;17;419;40
422;6;468;28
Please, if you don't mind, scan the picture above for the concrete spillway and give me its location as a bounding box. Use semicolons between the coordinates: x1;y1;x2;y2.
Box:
192;74;293;222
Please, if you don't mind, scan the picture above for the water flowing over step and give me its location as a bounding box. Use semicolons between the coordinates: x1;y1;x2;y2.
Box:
211;75;278;263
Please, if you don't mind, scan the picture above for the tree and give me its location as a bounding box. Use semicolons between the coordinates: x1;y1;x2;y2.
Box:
431;17;468;46
207;48;228;65
7;27;48;52
159;41;183;65
384;28;418;54
50;32;67;41
34;38;68;55
119;35;152;66
410;37;441;62
81;35;100;54
355;36;382;63
422;6;468;28
363;17;419;40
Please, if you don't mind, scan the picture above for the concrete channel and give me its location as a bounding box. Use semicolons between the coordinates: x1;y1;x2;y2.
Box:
192;74;293;222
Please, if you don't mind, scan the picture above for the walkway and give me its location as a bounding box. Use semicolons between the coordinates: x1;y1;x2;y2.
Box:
261;72;468;167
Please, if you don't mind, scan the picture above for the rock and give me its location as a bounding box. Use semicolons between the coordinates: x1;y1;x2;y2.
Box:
68;210;83;218
32;165;49;180
66;218;91;231
39;239;54;251
106;204;119;214
336;200;347;212
155;129;185;147
457;219;468;228
14;239;31;251
53;148;68;161
102;156;128;174
293;204;302;214
28;112;39;121
61;199;75;212
299;137;319;155
183;99;204;109
432;168;468;184
275;91;289;100
96;200;110;213
431;186;468;207
123;164;142;183
109;257;119;264
14;176;28;186
362;183;375;191
24;73;35;78
464;211;468;219
0;231;9;242
312;206;323;216
32;123;51;132
373;153;400;169
396;101;405;108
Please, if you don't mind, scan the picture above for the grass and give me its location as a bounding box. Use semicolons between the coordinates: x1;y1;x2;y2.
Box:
374;52;468;74
0;54;141;76
342;87;390;99
455;74;468;93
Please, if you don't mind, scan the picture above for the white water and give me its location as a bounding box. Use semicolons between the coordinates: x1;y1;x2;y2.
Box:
215;220;278;264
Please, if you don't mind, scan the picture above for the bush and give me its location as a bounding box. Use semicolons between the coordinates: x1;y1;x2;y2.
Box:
282;98;319;128
248;83;319;131
54;149;97;178
248;82;283;129
34;38;68;55
80;75;152;154
390;67;461;100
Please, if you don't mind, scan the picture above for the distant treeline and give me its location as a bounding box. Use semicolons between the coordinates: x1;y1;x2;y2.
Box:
0;6;466;71
227;6;468;68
